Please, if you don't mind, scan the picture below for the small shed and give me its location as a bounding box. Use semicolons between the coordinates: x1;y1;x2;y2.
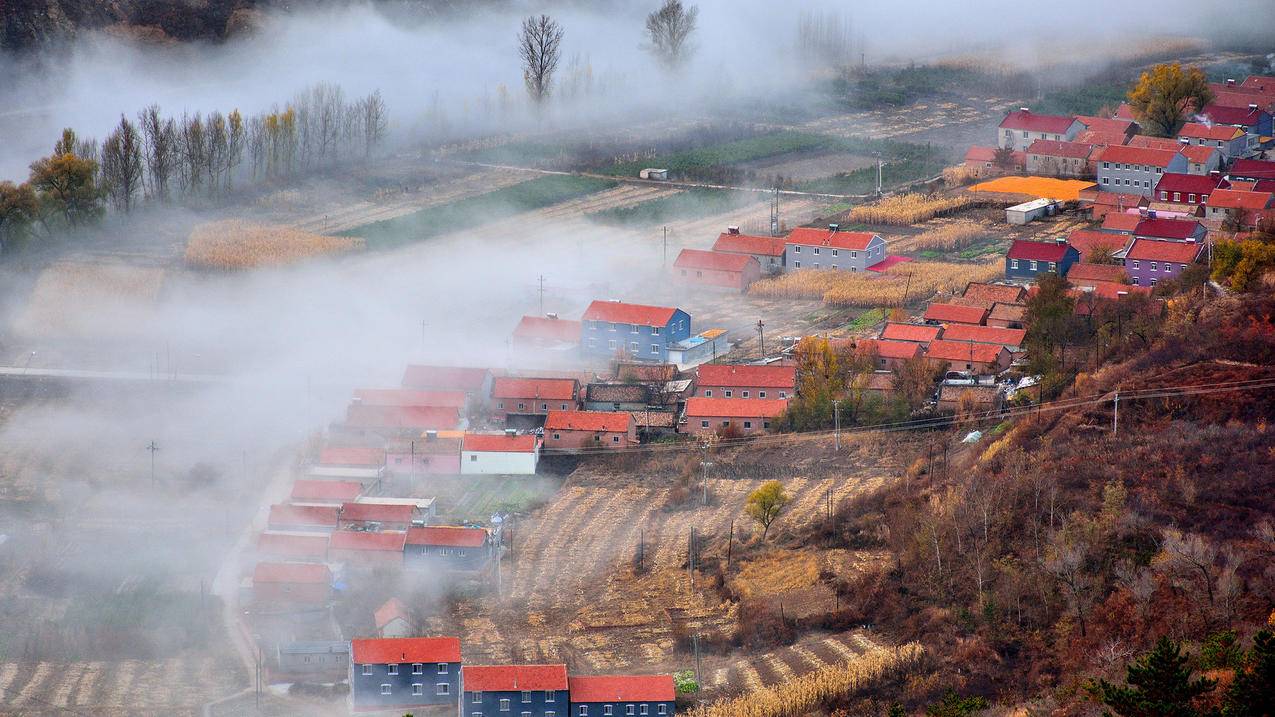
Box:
639;168;669;180
1005;198;1058;225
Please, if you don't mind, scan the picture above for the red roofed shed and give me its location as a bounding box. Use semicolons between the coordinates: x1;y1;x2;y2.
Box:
543;410;636;451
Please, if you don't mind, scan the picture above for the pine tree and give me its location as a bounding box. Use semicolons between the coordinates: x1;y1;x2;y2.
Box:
1093;636;1216;717
1222;629;1275;717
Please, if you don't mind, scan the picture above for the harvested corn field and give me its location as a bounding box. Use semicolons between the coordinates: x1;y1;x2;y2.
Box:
749;259;1002;307
910;221;988;250
968;175;1093;201
185;220;364;269
847;193;977;225
11;261;167;340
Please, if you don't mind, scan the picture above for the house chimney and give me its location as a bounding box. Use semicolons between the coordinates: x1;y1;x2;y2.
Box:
1249;103;1259;111
1117;290;1129;297
727;225;740;234
1178;137;1190;144
1020;107;1030;112
425;430;437;440
1226;78;1236;87
504;428;517;437
1055;237;1067;244
828;223;839;232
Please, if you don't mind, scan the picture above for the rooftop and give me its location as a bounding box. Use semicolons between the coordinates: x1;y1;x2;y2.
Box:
339;501;416;523
544;410;633;433
351;637;461;665
1207;189;1273;210
925;340;1008;363
463;664;569;692
290;479;363;503
257;531;330;558
401;365;490;392
582;300;680;327
406;525;488;548
461;432;538;453
1133;217;1201;240
924;303;989;325
856;338;924;360
880;322;943;343
1097;145;1183;168
1007;239;1072;262
512;315;583;344
491;376;578;401
963;282;1025;305
1124;239;1204;263
1066;263;1128;284
1178;122;1245;141
673;248;758;272
253;562;331;585
327;530;407;553
344;404;460;430
713;231;787;257
268;503;339;528
374;598;409;630
585;383;650;404
998;109;1077;134
318;446;384;467
1026;139;1093;159
785;227;880;251
696;363;797;389
569;675;676;703
352;388;467;409
1068;229;1128;261
684;397;789;418
939;324;1027;347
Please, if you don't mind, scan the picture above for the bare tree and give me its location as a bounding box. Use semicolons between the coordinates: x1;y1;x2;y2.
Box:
179;112;206;194
206;111;228;193
1043;525;1095;637
100;115;144;212
518;14;564;105
246;116;265;181
226;109;245;191
138;105;176;202
360;90;388;159
644;0;698;71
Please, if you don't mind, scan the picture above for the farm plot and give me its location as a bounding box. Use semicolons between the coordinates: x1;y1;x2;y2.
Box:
11;261;166;341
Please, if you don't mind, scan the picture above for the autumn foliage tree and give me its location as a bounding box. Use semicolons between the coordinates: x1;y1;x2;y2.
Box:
0;181;39;252
1211;217;1275;292
28;128;104;228
746;480;790;541
777;336;875;430
1127;62;1214;137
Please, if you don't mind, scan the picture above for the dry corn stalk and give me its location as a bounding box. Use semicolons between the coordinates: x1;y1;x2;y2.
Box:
911;222;986;250
848;194;976;225
749;259;1001;307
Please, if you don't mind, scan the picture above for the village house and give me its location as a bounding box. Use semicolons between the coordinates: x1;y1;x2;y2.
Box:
1074;129;1132;149
404;526;493;571
1067;229;1127;262
375;598;413;638
630;409;678;439
962;282;1027;306
1119;239;1205;287
1181;144;1223;175
290;479;364;506
462;664;570;717
986;303;1027;330
924;340;1012;376
386;433;463;476
684;397;788;437
567;674;677;717
712;227;787;273
939;324;1028;351
963;145;1025;176
353;388;468;412
1200;104;1272;152
695;363;797;399
672;248;762;292
1176;122;1249;161
584;383;651;411
257;531;330;563
490;377;580;426
273;641;349;684
1096;146;1187;196
543;410;637;451
401;365;492;399
327;530;406;569
268;503;339;532
349;637;462;713
784;226;887;271
1067;262;1130;287
1076;115;1139;139
1153;173;1228;211
580;300;691;363
1025;139;1094;177
1082;189;1147;219
923;302;989;326
460;432;540;475
1132;217;1207;242
1005;239;1080;281
997;108;1083;151
511;315;583;352
252;562;332;606
1101;211;1145;234
1205;189;1274;228
338;501;420;532
318;446;386;470
880;322;943;345
854;338;924;371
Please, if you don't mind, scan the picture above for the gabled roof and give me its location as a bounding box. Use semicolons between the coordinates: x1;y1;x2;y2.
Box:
1134;217;1201;240
713;231;787;257
327;530;407;553
1097;145;1183;167
254;562;331;585
1101;213;1142;233
353;389;468;409
1124;239;1204;263
1178;122;1245;142
406;525;487;548
673;248;758;273
1115;103;1136;120
925;340;1008;363
345;404;459;430
1210;88;1274;111
696;363;797;389
684;397;789;418
924;303;988;325
351;637;461;665
1200;104;1268;126
1007;239;1072;262
988;302;1027;323
340;501;415;523
939;324;1027;347
568;675;676;703
463;664;569;692
1066;263;1128;283
963;282;1026;304
401;365;490;392
963;146;1024;165
999;109;1077;134
855;339;923;360
319;446;385;467
585;383;649;403
269;504;339;528
1071;280;1153;302
785;227;881;251
543;410;632;432
1241;75;1275;92
291;479;363;503
1075;130;1131;147
1076;116;1137;135
257;531;330;558
374;598;409;630
1207;189;1274;210
583;300;680;327
461;433;538;453
1181;145;1221;165
880;323;942;343
512;316;583;344
1068;229;1128;261
491;376;577;401
1026;139;1093;159
1154;172;1228;195
1229;159;1275;180
1126;135;1184;150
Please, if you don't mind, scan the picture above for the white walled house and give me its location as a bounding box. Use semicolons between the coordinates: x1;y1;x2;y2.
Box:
459;432;539;475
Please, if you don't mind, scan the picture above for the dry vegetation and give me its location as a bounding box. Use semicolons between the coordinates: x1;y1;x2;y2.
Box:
749;260;1001;307
847;194;976;225
185;220;364;269
11;261;166;339
941;165;979;187
910;221;987;250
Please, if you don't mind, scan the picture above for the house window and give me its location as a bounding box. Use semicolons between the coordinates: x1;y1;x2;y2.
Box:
651;326;661;336
1179;264;1186;271
1049;262;1056;271
651;344;659;354
1131;260;1139;269
381;684;392;695
641;707;649;716
627;706;636;716
813;247;820;255
832;264;838;269
517;402;526;410
743;421;752;429
759;391;767;398
763;421;771;429
362;665;373;676
1101;177;1109;185
700;420;709;428
742;391;750;398
473;692;483;703
658;707;668;715
604;708;613;716
1163;264;1173;273
522;691;532;703
438;683;450;695
413;663;424;675
1132;277;1140;285
1103;161;1110;169
549;713;557;717
851;251;857;258
1151;277;1159;285
438;663;449;674
794;260;801;268
831;249;839;256
724;390;733;397
704;389;712;397
608;340;616;350
581;709;589;716
721;421;730;427
779;391;787;398
1010;259;1019;269
629;342;639;353
546;691;556;702
612;435;620;443
813;263;820;268
1150;262;1158;272
501;698;511;711
1029;260;1038;271
793;246;801;253
611;323;620;332
389;664;399;675
470;454;477;461
631;324;639;334
1188;193;1196;203
541;403;548;410
413;684;424;696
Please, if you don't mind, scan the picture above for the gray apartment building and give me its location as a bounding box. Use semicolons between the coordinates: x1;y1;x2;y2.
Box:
1096;145;1188;197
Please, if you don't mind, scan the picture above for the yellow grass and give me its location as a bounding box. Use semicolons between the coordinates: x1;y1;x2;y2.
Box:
184;220;364;269
848;194;976;225
684;642;925;717
749;259;1002;307
968;176;1093;201
12;261;166;339
731;550;821;601
911;222;986;250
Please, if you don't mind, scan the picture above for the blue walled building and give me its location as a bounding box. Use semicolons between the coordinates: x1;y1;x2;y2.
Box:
463;664;570;717
580;300;691;363
349;636;462;713
568;674;676;717
1005;239;1079;282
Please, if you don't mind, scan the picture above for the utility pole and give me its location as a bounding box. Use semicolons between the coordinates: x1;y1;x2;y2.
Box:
699;458;713;505
876;154;884;195
727;520;734;569
1113;391;1119;436
901;271;913;307
538;274;545;316
146;440;159;486
832;399;841;451
770;187;780;236
756;319;766;360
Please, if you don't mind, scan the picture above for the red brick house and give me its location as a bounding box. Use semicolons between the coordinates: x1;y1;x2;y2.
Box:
1067;229;1128;262
712;228;787;273
923;303;988;326
854;338;924;371
252;562;331;605
684;397;788;437
673;248;763;291
879;322;943;345
963;145;1025;176
490;377;580;424
939;324;1027;350
1025;139;1095;177
543;410;637;451
326;530;406;568
338;502;418;532
924;340;1012;376
1205;189;1274;228
695;363;796;399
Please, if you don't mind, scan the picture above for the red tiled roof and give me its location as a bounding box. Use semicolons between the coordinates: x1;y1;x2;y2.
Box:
855;339;923;360
999;109;1077;134
924;303;988;325
512;316;583;344
880;323;942;343
1210;88;1274;111
352;637;461;665
463;664;569;692
1134;218;1201;240
1101;213;1142;232
1154;172;1228;196
345;404;460;430
257;531;329;558
353;388;468;409
1230;159;1275;180
963;282;1025;304
492;376;577;401
1076;116;1136;134
1115;103;1135;120
713;232;787;257
340;502;415;523
1200;104;1267;126
988;302;1027;323
462;433;538;453
405;526;487;548
1068;230;1127;260
1097;145;1182;167
1207;189;1274;210
696;364;796;389
253;562;331;585
1178;122;1245;142
940;324;1027;346
374;598;409;630
328;530;407;552
543;410;632;432
1071;280;1153;301
569;675;676;703
1074;130;1130;147
291;479;363;502
269;504;339;528
319;446;385;467
925;340;1008;363
673;248;757;273
1127;135;1184;150
1066;263;1128;283
1026;139;1093;159
1124;239;1204;263
684;397;788;418
401;365;490;392
964;146;1026;166
785;227;880;251
1240;75;1275;92
1180;145;1219;165
582;300;679;327
1007;239;1071;262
